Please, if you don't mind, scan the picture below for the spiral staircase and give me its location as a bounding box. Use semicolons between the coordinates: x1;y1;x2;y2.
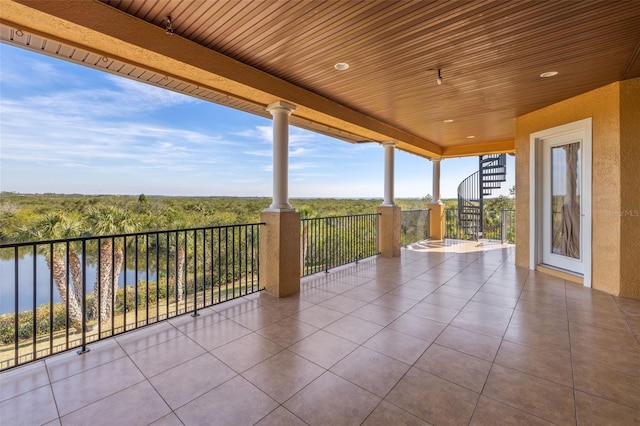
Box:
457;154;507;239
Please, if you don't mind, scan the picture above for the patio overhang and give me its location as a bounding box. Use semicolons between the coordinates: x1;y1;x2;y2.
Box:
4;1;637;161
0;0;445;158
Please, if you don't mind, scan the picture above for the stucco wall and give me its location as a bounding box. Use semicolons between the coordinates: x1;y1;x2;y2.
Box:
619;78;640;298
515;82;623;295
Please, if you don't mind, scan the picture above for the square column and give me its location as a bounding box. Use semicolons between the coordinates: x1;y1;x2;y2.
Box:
377;205;401;257
259;211;300;297
428;203;445;240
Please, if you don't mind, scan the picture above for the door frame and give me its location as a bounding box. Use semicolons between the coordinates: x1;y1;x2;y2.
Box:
529;118;592;287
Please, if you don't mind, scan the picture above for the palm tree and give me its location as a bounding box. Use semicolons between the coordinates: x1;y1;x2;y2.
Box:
9;213;85;331
85;206;139;322
167;221;190;302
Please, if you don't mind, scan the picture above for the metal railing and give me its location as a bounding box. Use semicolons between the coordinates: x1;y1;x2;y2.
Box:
446;209;515;243
401;209;430;247
0;223;262;371
301;213;379;276
457;169;482;239
457;154;507;239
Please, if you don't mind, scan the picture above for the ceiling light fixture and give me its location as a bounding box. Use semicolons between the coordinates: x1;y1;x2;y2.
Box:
443;119;454;123
467;135;475;139
165;16;174;35
334;62;349;71
540;71;558;78
437;68;442;85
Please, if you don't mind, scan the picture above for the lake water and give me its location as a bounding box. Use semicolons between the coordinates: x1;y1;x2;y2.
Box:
0;253;157;315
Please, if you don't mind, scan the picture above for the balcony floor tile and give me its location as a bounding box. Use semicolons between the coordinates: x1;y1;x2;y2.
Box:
3;243;640;425
242;349;324;404
149;353;236;410
284;371;381;426
174;375;278;425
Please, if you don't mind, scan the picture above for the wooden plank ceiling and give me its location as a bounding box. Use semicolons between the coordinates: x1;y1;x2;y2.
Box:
3;0;640;158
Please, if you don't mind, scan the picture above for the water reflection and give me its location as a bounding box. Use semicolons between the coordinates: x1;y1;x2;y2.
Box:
0;253;157;314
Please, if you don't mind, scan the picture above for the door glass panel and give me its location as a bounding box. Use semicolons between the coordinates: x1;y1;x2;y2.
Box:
551;142;581;258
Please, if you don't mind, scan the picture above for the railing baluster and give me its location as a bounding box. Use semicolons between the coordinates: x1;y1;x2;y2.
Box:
165;233;170;319
97;238;102;339
65;241;70;350
155;233;159;323
202;229;206;307
244;226;248;296
78;240;89;354
209;228;214;304
48;244;54;357
111;238;115;337
192;230;199;317
13;247;19;367
134;236;139;328
217;227;222;303
32;245;37;361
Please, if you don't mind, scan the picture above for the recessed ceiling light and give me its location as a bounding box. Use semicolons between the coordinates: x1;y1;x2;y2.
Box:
540;71;559;78
443;119;454;123
334;62;349;71
466;135;475;139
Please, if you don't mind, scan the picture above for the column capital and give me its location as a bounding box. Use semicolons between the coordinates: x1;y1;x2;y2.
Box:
266;101;296;114
380;140;397;148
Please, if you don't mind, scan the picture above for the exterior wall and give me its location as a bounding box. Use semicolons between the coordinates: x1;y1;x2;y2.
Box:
619;78;640;298
515;81;625;296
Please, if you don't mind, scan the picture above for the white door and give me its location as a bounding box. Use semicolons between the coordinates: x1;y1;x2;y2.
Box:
530;118;592;286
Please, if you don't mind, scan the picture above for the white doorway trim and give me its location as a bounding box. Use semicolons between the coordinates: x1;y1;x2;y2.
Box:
529;118;592;287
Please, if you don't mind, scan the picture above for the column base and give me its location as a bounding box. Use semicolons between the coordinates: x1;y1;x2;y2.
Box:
428;203;445;240
259;210;300;297
377;205;401;257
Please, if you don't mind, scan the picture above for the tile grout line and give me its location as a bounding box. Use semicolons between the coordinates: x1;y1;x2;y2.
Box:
566;278;580;426
465;252;520;424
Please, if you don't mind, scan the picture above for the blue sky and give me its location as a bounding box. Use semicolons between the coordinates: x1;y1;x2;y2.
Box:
0;43;513;199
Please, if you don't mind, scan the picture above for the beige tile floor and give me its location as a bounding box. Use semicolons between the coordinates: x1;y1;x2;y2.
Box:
2;241;640;425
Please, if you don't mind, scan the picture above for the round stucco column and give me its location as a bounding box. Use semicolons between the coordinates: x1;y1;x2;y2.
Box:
432;158;442;203
381;141;396;206
266;101;296;211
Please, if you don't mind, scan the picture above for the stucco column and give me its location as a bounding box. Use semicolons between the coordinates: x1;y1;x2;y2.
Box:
377;205;402;257
266;101;296;212
259;210;300;297
381;141;396;207
429;158;445;240
428;203;445;240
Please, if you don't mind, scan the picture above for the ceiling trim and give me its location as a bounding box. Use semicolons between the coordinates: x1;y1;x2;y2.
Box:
1;0;443;157
441;140;515;159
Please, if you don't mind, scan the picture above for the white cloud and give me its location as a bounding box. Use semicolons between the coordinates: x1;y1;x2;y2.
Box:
2;45;514;198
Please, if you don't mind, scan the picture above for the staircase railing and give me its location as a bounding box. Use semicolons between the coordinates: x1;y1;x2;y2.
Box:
457;171;481;239
457;154;507;240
